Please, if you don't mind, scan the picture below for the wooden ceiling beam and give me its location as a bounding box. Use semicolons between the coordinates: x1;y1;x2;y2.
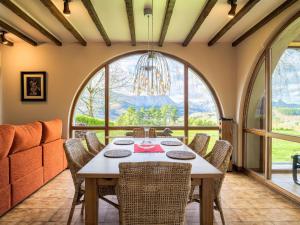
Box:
124;0;136;46
40;0;86;46
0;19;37;46
81;0;111;46
158;0;176;47
182;0;217;47
208;0;261;46
0;0;62;46
232;0;298;47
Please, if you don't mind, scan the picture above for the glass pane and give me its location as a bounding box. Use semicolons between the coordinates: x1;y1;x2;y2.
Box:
272;48;300;136
71;130;105;146
188;69;218;126
246;59;265;129
271;138;300;197
272;138;300;166
73;69;105;126
188;130;219;153
108;130;129;140
245;133;265;175
109;54;184;127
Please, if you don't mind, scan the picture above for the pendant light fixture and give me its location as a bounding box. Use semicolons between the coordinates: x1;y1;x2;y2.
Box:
63;0;71;16
228;0;237;18
133;1;171;96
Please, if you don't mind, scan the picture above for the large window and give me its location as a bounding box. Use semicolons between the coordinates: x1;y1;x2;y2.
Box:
243;13;300;198
70;52;221;145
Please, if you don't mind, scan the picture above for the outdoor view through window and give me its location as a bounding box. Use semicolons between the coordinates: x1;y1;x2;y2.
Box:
72;53;219;146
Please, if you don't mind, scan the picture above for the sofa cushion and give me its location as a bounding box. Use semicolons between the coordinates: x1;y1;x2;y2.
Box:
43;139;64;183
11;167;43;206
0;184;11;216
10;146;42;183
0;158;9;187
41;119;62;144
11;122;42;154
0;125;15;159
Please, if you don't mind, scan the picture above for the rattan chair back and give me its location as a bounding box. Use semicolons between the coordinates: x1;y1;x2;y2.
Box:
149;128;157;138
133;128;145;138
117;161;191;225
64;138;93;186
188;133;210;156
85;132;105;155
207;140;232;196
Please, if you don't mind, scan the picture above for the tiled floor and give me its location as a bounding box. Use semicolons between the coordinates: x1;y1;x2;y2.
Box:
1;170;300;225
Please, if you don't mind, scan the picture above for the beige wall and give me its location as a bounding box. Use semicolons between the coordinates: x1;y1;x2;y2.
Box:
235;3;300;167
1;42;236;139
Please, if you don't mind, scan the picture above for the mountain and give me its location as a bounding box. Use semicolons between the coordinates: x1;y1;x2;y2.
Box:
272;99;300;108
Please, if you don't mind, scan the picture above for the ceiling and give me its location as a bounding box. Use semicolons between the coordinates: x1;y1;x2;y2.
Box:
0;0;290;45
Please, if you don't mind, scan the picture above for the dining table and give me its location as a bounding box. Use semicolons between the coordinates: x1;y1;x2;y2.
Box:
77;137;222;225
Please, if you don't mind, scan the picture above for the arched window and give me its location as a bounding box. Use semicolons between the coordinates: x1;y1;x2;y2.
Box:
70;52;221;150
243;12;300;197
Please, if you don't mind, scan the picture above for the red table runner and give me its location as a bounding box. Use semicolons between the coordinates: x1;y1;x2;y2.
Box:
134;144;164;153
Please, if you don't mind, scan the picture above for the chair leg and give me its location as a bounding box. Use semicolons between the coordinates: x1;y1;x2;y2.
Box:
68;189;79;225
215;196;226;225
81;200;85;215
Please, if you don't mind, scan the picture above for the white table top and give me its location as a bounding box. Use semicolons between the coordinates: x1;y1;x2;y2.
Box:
78;138;222;179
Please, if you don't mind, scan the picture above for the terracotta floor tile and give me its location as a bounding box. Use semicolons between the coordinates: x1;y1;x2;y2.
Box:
1;170;300;225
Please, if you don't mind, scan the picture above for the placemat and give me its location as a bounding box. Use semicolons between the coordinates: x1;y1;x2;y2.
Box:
161;140;183;146
113;140;134;145
134;144;164;153
166;151;196;160
104;149;132;158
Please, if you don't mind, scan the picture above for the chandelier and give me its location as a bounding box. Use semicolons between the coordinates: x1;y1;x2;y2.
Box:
133;3;171;96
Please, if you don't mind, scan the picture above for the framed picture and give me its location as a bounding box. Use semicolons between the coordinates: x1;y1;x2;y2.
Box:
21;71;47;101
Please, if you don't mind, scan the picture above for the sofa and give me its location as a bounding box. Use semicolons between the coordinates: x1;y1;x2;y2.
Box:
0;119;67;216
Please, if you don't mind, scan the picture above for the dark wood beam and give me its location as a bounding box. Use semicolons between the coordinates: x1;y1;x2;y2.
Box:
0;19;37;46
232;0;298;47
208;0;261;46
40;0;86;46
182;0;217;46
158;0;176;47
81;0;111;46
0;0;62;46
124;0;136;46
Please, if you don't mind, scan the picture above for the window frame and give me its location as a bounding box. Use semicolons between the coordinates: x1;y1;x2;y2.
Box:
69;51;223;144
243;12;300;179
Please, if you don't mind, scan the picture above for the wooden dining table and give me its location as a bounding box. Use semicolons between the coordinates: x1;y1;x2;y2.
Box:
77;137;222;225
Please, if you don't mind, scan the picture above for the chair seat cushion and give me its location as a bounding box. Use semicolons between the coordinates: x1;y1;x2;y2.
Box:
0;125;15;159
41;119;62;144
10;146;42;183
11;122;42;154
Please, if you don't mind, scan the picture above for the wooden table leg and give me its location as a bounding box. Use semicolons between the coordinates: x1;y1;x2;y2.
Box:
200;178;214;225
85;178;98;225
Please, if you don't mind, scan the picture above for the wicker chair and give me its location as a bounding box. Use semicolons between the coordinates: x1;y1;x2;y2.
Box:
117;162;192;225
64;139;117;225
188;133;210;157
85;132;105;155
133;127;145;138
149;127;157;138
189;140;232;225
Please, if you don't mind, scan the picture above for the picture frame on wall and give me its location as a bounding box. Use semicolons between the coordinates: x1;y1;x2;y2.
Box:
21;71;47;102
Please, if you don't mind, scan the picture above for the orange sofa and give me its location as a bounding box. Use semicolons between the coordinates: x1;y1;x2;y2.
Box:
0;119;67;216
